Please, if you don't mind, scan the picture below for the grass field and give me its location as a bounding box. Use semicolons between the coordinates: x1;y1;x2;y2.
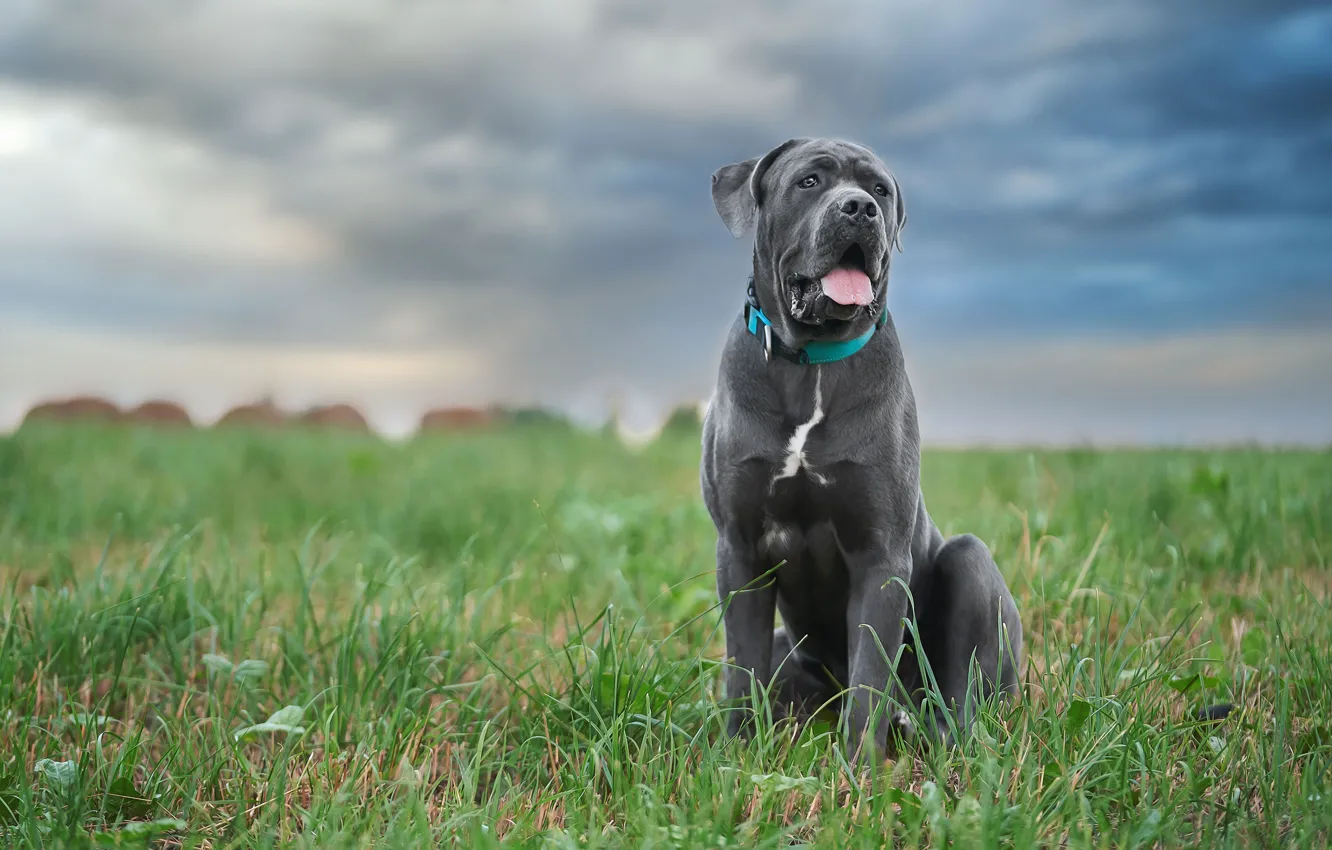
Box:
0;423;1329;848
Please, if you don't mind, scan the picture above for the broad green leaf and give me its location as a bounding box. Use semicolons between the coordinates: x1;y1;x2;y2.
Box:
105;776;154;820
597;670;645;714
1066;698;1092;734
953;795;983;842
92;818;187;846
234;704;306;741
1168;673;1200;693
1168;672;1222;693
34;759;78;792
232;659;270;685
920;781;947;843
65;713;110;728
1241;628;1269;668
121;817;186;836
748;771;820;795
0;793;21;826
1130;808;1164;845
266;704;305;726
1202;640;1228;664
201;654;234;675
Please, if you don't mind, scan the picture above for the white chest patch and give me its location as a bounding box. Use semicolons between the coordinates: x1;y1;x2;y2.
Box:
759;521;795;556
771;369;828;487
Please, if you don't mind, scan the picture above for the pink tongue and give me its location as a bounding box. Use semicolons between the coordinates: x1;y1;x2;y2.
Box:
820;268;873;305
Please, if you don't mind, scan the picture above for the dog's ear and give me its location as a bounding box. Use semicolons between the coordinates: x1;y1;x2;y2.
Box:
711;139;804;238
890;173;907;253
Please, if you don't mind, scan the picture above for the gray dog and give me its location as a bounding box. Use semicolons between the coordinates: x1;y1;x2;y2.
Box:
700;138;1022;761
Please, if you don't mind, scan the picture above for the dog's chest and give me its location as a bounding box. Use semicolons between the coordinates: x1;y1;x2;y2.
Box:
755;374;880;559
759;460;876;550
768;369;833;487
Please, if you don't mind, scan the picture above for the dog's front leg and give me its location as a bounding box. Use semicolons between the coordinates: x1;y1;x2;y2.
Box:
716;526;777;739
844;537;913;763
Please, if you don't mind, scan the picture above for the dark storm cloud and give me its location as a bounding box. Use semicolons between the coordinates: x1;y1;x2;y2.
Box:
0;0;1329;416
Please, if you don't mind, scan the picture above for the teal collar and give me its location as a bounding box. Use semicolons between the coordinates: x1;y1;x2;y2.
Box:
744;277;887;365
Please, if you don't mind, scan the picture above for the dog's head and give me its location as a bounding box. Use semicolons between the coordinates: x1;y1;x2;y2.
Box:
712;138;906;344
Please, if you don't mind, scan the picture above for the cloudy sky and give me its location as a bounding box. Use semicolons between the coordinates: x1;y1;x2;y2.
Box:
1;0;1329;443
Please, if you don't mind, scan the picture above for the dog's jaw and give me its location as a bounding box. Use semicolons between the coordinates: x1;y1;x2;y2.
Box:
769;234;888;336
779;273;883;336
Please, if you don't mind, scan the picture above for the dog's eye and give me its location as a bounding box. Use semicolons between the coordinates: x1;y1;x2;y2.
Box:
874;183;889;197
798;175;819;189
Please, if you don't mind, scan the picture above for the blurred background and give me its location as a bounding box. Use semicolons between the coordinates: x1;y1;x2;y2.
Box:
1;0;1329;445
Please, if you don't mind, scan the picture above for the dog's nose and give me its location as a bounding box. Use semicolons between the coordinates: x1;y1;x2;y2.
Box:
838;194;878;220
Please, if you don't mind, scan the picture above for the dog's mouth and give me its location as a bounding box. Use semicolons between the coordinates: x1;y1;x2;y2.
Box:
786;244;878;326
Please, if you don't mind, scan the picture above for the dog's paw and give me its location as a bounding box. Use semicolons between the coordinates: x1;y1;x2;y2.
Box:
889;709;915;741
1195;702;1236;724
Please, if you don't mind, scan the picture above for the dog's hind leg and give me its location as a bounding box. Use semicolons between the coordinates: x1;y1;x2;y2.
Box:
768;627;841;723
910;533;1022;744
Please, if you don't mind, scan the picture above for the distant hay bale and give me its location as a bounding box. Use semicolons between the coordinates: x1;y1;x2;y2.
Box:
298;403;370;432
419;406;496;432
126;400;193;427
22;396;122;425
216;399;287;428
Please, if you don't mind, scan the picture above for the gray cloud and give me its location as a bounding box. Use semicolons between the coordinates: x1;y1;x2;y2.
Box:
0;0;1329;440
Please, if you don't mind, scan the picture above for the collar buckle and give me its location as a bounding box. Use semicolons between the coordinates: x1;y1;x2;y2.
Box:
762;323;773;361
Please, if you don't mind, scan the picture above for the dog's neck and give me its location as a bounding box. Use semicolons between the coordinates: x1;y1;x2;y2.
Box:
743;274;887;366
